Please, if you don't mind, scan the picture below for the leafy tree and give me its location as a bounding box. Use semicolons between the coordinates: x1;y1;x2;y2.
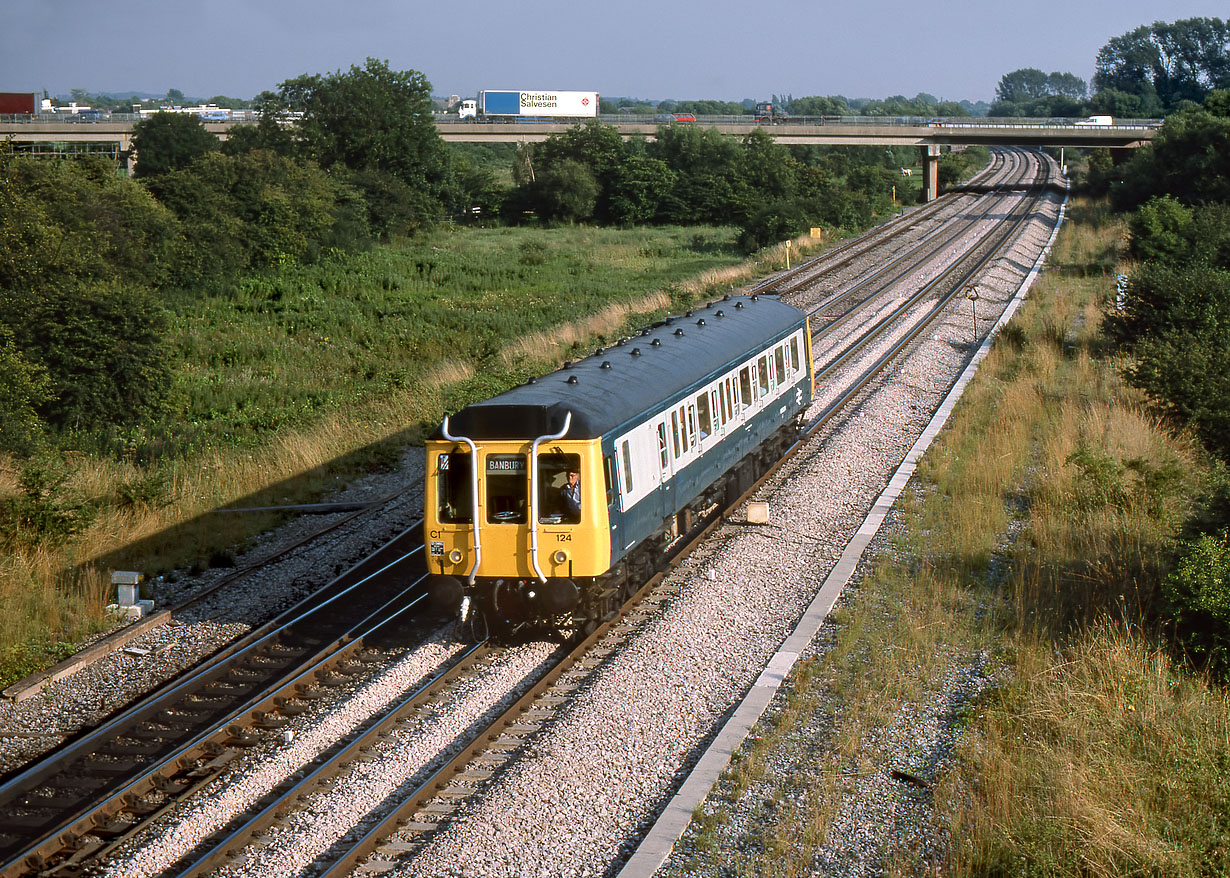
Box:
1094;18;1230;111
1164;528;1230;681
269;58;448;210
648;124;745;224
1129;195;1195;261
605;149;674;225
990;69;1090;117
1111;94;1230;209
996;68;1051;103
737;199;810;253
0;326;50;454
145;150;370;276
535;159;599;223
440;155;504;222
131;111;219;178
789;96;852;116
2;280;173;433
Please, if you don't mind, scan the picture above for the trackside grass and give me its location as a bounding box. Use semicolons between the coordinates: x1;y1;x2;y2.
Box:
665;199;1230;876
0;224;827;687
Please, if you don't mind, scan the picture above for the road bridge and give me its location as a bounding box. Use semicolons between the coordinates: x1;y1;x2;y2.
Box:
1;115;1159;201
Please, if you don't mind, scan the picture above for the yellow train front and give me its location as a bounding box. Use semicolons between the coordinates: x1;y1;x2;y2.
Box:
424;294;814;638
425;420;613;634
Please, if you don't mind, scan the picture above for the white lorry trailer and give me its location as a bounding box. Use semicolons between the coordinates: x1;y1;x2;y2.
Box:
458;90;599;120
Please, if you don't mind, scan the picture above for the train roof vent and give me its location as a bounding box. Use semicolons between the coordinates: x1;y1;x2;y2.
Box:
674;328;685;336
567;375;579;384
696;318;706;326
651;338;661;346
601;361;612;369
716;310;725;318
631;347;641;356
735;302;744;309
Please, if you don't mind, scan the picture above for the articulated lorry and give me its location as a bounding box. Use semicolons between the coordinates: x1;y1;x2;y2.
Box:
458;90;599;120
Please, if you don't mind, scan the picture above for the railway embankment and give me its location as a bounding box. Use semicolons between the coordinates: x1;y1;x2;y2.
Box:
660;199;1230;876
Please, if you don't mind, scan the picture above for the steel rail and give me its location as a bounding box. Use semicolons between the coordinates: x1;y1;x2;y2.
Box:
0;531;428;877
306;151;1059;878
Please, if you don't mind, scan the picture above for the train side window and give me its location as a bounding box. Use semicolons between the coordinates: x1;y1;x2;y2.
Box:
603;456;615;506
677;404;690;452
620;440;634;493
437;452;473;523
790;337;800;372
739;367;753;408
758;355;771;396
537;452;581;523
657;422;670;470
718;383;728;424
485;454;527;524
712;389;722;428
727;377;737;417
696;392;712;438
687;405;697;448
775;347;786;384
671;410;682;460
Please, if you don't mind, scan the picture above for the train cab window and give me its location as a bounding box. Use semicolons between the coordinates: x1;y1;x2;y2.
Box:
739;367;753;408
437;452;473;523
620;440;634;493
603;456;615;506
696;392;712;438
537;453;582;523
485;454;527;524
790;337;800;372
775;347;787;384
758;356;771;396
657;422;670;470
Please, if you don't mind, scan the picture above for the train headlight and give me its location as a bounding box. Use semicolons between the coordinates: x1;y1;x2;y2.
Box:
552;550;568;565
448;549;464;564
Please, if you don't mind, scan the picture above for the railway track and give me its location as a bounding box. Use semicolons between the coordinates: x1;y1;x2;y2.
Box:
0;148;1060;878
211;150;1058;877
0;526;429;877
750;147;1025;301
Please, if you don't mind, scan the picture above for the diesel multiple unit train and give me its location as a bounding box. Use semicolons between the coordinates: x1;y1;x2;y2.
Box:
424;294;814;636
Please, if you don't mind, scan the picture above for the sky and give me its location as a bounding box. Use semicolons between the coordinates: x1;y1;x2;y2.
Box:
3;0;1227;105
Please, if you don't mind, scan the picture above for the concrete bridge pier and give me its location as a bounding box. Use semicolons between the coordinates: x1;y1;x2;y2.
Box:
920;144;941;201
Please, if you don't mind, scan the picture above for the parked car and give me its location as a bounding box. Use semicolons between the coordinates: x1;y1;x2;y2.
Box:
671;112;696;123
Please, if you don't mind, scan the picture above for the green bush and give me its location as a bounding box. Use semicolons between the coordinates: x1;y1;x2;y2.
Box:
2;280;173;434
0;461;95;551
1164;528;1230;681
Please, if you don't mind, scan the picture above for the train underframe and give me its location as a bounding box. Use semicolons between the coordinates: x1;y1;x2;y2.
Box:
441;416;804;642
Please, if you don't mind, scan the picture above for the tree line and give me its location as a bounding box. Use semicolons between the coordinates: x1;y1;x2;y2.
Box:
991;17;1229;118
1092;88;1230;679
2;56;986;463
